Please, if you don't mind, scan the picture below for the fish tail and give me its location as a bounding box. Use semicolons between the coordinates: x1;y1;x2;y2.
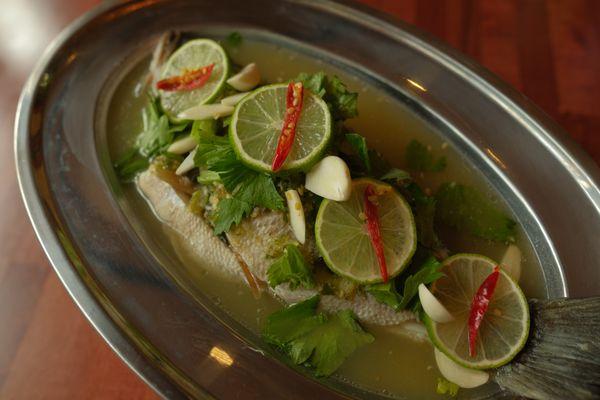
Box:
494;297;600;400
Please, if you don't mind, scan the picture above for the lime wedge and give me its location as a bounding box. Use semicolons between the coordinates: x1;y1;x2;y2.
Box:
229;84;331;172
315;178;416;283
159;39;229;119
423;254;530;370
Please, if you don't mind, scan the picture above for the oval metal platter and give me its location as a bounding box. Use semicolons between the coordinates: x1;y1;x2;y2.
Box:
15;0;600;398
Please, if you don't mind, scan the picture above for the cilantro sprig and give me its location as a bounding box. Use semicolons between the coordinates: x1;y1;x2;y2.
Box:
113;97;188;182
263;296;373;376
295;72;358;120
267;245;314;289
193;121;284;234
366;256;443;311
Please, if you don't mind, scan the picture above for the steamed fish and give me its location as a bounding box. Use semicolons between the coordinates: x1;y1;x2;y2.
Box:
137;169;419;329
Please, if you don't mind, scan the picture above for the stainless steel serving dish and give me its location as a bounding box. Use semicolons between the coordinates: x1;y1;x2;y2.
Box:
15;0;600;398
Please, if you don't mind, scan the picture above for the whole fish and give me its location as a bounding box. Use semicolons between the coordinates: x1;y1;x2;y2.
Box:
137;169;600;400
137;170;418;327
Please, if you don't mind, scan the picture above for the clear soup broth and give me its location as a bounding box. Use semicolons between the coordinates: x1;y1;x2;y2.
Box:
106;37;545;399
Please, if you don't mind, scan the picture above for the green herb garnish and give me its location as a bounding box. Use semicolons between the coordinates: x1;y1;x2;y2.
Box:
380;168;411;182
435;182;516;242
224;31;243;47
263;296;373;376
137;97;188;157
190;118;217;143
366;256;443;310
295;72;358;120
197;170;220;185
345;133;371;173
267;244;314;289
437;378;460;397
194;127;284;234
113;148;149;182
405;139;446;172
114;97;189;182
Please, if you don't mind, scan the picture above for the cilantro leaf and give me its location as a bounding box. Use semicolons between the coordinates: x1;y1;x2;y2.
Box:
289;310;374;376
263;296;325;346
397;256;444;309
213;197;253;235
364;281;402;310
405;140;446;172
397;182;445;252
212;173;284;234
325;75;358;120
236;173;284;210
345;133;371;173
437;378;460;397
295;72;358;120
197;170;220;184
366;256;443;310
263;296;374;376
267;245;314;289
113;148;149;182
296;71;326;97
415;193;443;251
136;97;188;157
194;128;284;234
190;119;217;143
380;168;411;182
224;31;243;47
435;182;517;242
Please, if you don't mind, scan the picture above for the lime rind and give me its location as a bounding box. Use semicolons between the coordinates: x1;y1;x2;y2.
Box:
159;38;230;121
424;253;530;370
315;178;417;284
229;83;332;173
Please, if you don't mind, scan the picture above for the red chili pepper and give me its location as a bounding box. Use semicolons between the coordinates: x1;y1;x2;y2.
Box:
156;63;215;91
468;266;500;357
271;82;304;172
364;185;388;282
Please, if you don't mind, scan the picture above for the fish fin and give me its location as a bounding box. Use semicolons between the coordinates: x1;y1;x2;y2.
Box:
494;297;600;400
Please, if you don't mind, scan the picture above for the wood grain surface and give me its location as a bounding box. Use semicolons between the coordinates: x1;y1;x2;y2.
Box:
0;1;598;398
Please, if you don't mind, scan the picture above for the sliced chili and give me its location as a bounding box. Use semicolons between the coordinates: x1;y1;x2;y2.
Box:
364;185;389;282
156;63;215;92
271;82;304;172
468;266;500;357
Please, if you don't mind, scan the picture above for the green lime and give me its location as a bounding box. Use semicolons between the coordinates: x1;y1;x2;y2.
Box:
314;178;416;283
423;253;530;370
229;84;331;173
159;39;229;120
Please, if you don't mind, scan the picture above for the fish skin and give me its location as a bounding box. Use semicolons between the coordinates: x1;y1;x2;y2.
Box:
137;170;419;329
138;170;245;283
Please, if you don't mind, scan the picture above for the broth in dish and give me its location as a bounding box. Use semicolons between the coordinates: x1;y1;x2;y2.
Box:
107;33;597;399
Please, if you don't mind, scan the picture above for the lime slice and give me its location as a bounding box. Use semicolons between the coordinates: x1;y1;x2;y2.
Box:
423;253;530;370
315;178;416;283
159;39;229;119
229;84;331;172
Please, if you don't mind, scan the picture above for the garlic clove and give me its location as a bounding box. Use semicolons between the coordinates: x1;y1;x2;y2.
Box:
167;135;197;154
305;156;352;201
285;189;306;244
175;149;197;175
419;284;454;323
434;348;489;389
500;244;522;282
178;104;234;120
226;63;260;91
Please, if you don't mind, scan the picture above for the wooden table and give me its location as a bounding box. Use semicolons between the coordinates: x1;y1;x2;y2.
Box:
0;1;597;398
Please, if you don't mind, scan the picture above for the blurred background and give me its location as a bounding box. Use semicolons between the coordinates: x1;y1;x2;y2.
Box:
0;0;597;398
